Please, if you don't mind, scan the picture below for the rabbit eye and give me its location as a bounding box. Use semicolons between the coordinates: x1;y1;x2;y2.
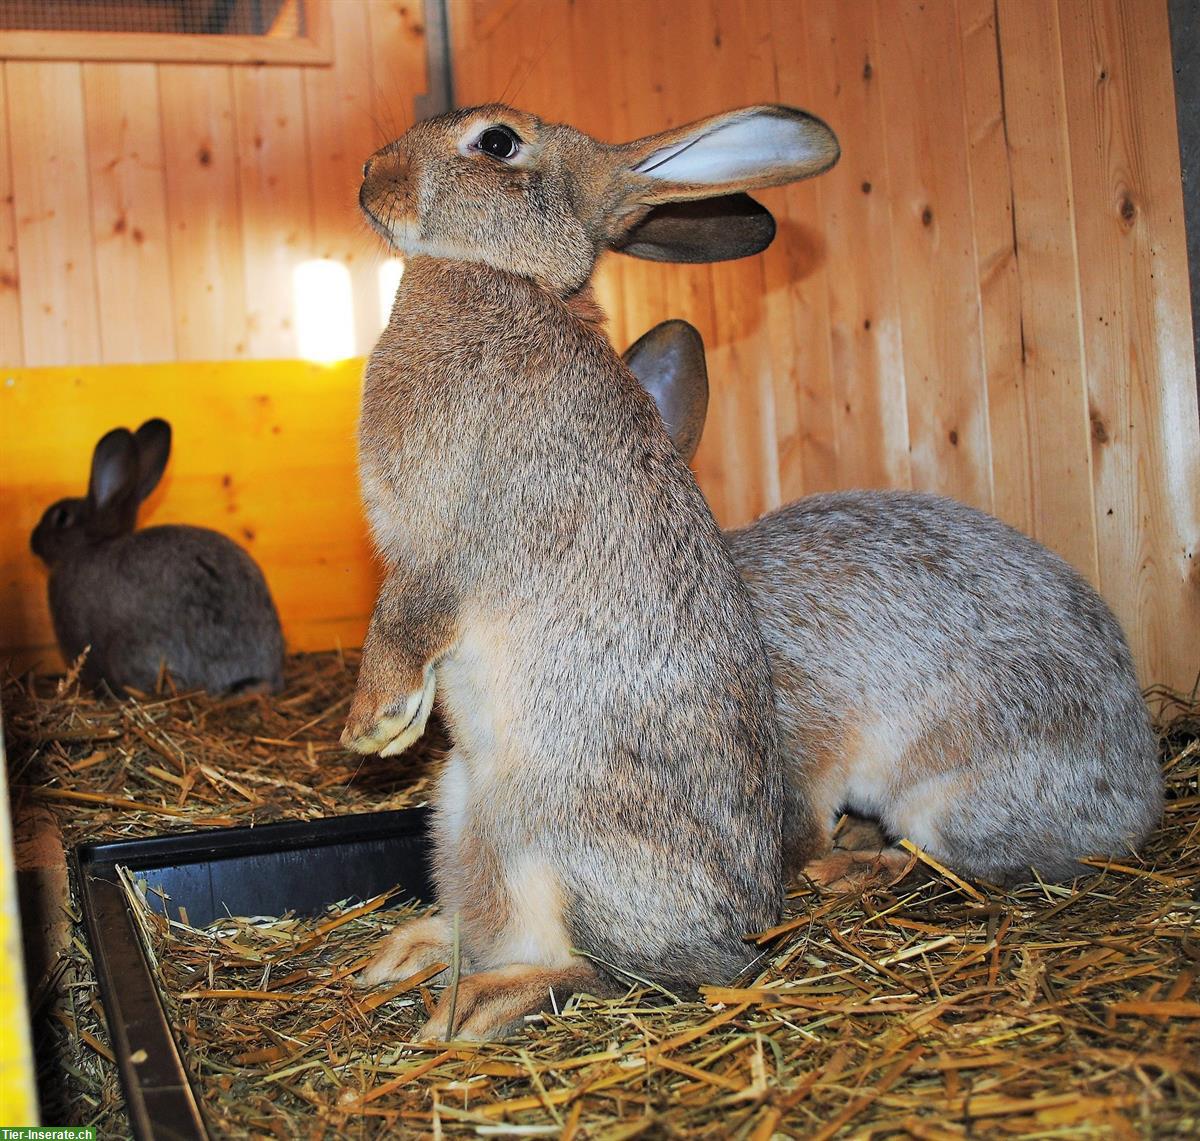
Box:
477;126;520;161
50;505;72;528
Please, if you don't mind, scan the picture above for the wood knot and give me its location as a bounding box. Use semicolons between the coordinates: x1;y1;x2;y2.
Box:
921;206;934;227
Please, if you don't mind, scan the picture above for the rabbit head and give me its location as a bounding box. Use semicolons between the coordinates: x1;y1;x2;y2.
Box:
359;103;839;295
31;418;172;566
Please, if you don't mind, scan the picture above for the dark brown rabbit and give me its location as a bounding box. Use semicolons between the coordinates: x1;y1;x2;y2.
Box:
30;419;285;696
623;320;1162;889
343;104;840;1040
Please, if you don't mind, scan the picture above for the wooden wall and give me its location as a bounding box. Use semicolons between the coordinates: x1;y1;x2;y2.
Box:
1;0;1198;695
0;0;427;366
453;0;1200;694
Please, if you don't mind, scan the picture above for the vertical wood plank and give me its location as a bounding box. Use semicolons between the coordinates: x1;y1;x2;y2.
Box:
875;0;992;511
804;0;911;493
6;62;100;366
304;0;385;356
958;0;1032;533
82;62;176;364
614;0;720;509
366;0;430;138
571;0;642;356
1059;0;1200;690
764;0;839;505
231;64;314;359
702;0;782;523
159;64;249;360
993;0;1098;582
0;67;24;365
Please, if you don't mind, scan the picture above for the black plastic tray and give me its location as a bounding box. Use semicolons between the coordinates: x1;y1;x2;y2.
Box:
72;808;434;1141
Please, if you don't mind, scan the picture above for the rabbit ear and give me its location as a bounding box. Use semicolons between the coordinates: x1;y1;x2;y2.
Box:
622;320;708;465
614;194;776;264
88;428;141;534
134;418;172;502
608;106;837;260
621;105;838;201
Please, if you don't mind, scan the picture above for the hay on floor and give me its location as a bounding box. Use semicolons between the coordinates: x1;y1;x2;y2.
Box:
4;655;1198;1138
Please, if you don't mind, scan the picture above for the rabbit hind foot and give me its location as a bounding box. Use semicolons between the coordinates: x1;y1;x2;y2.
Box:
414;959;603;1042
804;845;913;892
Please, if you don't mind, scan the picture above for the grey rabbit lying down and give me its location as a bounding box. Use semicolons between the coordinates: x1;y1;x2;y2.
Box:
30;418;285;697
342;101;841;1041
623;319;1162;890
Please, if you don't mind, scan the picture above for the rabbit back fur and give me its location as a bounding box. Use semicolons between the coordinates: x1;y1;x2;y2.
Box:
730;490;1160;885
48;523;285;695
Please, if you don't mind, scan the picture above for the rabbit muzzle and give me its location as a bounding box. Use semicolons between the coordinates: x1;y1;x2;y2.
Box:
359;150;416;248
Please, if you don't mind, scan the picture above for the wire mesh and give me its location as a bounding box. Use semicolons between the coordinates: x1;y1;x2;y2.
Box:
0;0;304;37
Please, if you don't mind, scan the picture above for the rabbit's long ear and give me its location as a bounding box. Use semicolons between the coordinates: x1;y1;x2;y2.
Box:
622;320;708;465
609;105;838;263
134;418;172;502
87;428;141;536
614;194;776;263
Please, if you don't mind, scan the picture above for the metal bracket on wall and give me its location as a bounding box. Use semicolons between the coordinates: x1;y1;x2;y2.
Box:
415;0;455;120
1169;0;1199;398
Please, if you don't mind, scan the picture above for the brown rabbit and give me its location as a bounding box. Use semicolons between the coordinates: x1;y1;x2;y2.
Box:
623;320;1162;890
342;104;839;1040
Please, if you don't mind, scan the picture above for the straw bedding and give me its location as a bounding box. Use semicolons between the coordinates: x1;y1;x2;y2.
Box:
4;653;1198;1138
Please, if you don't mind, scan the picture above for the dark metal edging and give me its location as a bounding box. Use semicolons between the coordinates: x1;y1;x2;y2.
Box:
416;0;455;119
71;807;434;1139
73;851;209;1141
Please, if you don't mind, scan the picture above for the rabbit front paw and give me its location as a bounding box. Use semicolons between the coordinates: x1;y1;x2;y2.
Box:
355;914;453;988
342;662;436;756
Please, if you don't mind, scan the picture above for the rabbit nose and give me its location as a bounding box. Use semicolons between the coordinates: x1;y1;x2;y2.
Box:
363;157;374;178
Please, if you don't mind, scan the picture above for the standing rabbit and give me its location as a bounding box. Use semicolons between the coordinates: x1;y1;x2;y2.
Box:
623;320;1162;888
30;419;285;696
342;103;840;1040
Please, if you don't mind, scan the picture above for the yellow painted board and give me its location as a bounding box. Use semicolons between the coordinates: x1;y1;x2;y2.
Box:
0;358;378;672
0;710;37;1123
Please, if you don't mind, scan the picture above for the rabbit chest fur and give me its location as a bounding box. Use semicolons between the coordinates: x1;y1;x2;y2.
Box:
358;258;784;991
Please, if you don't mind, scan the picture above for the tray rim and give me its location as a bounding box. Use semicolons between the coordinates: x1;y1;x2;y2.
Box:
73;806;435;1141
